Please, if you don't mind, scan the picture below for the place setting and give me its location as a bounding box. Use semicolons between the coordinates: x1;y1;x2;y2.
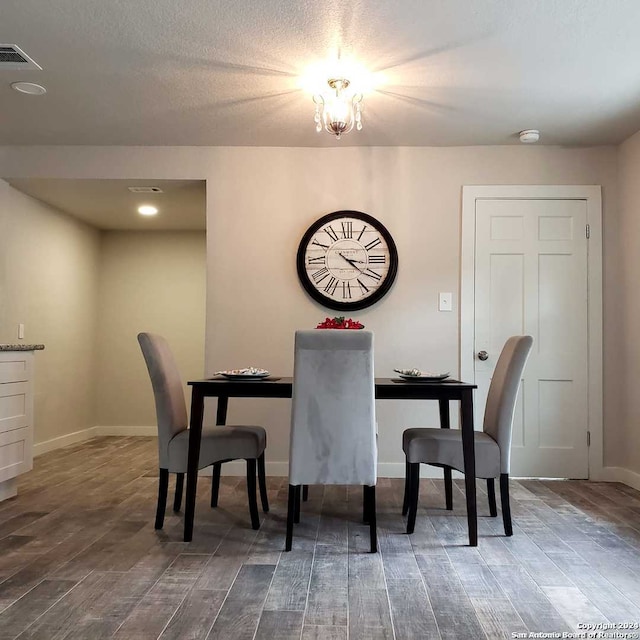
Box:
212;367;280;381
392;368;456;383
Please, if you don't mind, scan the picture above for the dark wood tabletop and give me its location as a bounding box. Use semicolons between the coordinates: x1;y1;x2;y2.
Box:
184;376;479;546
189;376;476;398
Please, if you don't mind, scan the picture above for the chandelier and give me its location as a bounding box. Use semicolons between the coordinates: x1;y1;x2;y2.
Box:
313;78;363;139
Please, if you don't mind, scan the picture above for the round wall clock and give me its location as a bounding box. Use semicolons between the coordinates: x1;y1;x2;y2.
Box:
296;210;399;311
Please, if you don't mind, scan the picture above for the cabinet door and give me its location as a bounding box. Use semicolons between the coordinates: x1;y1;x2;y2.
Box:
0;355;31;384
0;353;34;485
0;427;32;481
0;382;31;433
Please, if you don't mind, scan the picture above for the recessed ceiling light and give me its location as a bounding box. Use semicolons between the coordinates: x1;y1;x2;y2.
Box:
11;81;46;95
138;205;158;216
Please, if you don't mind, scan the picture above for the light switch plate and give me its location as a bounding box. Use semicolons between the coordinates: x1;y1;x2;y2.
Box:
18;323;25;339
439;292;453;312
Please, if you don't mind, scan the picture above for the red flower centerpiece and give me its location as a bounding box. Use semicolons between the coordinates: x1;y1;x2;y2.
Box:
316;316;365;329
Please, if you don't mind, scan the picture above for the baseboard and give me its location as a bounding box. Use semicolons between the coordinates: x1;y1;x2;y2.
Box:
217;460;289;477
217;462;462;479
599;466;640;491
94;425;157;437
377;463;466;479
377;462;404;478
34;425;155;456
33;426;99;456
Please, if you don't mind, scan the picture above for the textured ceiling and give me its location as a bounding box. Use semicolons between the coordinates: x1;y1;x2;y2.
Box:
2;0;640;146
7;179;206;230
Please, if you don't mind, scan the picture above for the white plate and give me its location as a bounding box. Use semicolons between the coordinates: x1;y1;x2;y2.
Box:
216;368;270;379
397;371;449;381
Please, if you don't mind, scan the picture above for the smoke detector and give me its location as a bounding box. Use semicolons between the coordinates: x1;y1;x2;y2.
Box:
11;82;46;95
0;45;42;70
519;129;540;143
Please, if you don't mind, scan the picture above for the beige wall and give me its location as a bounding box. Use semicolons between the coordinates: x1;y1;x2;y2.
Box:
0;145;622;476
0;179;100;445
95;231;206;427
205;147;619;474
0;178;206;446
616;132;640;476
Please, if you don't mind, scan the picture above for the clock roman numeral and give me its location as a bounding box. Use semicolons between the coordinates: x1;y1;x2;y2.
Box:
364;237;382;251
323;277;339;296
357;278;370;294
308;255;326;265
312;239;330;249
364;268;382;282
357;225;368;241
342;281;352;299
323;225;339;242
312;267;330;284
368;255;386;264
341;221;353;239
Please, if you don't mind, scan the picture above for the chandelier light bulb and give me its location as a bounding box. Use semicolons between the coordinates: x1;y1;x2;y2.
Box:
312;77;364;139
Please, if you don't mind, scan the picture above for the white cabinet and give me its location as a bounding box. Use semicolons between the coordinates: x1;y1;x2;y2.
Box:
0;350;35;500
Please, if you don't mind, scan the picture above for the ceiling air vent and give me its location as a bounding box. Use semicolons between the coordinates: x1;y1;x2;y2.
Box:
128;186;164;193
0;45;42;70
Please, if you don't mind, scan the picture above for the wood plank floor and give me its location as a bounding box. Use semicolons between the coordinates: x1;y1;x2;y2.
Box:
1;437;639;639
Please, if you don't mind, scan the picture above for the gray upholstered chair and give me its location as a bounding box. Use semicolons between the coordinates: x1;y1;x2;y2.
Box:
286;329;378;552
402;335;533;536
138;332;269;531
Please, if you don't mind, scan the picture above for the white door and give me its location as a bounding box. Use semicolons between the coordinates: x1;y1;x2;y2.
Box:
473;198;589;478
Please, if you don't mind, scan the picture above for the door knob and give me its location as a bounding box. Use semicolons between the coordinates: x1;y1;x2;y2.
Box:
477;350;489;361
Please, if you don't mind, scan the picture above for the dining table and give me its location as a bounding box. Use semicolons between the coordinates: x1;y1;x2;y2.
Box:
184;376;478;545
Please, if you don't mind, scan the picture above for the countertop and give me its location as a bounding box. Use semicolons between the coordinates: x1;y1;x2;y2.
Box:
0;344;45;351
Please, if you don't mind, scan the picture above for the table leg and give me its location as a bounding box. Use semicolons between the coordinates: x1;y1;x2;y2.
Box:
216;396;229;426
460;389;477;546
206;397;231;511
184;388;205;542
438;399;450;429
439;399;453;510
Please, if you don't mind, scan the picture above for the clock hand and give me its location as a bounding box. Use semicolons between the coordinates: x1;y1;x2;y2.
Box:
337;252;366;269
340;252;365;264
337;253;364;272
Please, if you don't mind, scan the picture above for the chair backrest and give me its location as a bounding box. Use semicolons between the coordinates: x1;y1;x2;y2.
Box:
482;335;534;473
289;329;377;486
137;332;188;468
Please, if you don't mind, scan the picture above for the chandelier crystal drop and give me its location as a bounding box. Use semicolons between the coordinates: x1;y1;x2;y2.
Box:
313;78;363;139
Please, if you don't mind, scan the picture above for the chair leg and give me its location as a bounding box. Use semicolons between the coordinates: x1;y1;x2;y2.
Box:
402;459;410;516
155;468;169;530
362;485;367;523
406;463;420;534
285;484;297;551
246;459;260;530
211;462;222;508
302;484;309;502
173;473;184;512
444;467;453;510
257;453;269;513
500;473;513;536
366;485;377;553
294;484;301;523
487;477;497;517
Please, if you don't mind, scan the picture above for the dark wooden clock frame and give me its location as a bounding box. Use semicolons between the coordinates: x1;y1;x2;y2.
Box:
296;210;399;311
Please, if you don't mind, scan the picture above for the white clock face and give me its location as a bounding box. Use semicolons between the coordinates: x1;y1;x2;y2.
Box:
298;213;398;309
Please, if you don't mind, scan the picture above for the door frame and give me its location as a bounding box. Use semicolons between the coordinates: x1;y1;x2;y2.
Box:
460;185;603;479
